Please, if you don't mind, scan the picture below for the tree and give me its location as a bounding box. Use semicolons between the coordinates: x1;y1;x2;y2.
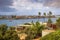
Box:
43;12;46;22
0;24;20;40
48;11;52;18
47;11;52;27
49;11;52;15
56;18;60;29
38;12;41;21
12;15;16;19
47;18;52;27
25;21;44;40
47;18;52;24
38;12;41;16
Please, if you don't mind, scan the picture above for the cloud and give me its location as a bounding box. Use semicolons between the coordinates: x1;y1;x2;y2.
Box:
0;0;13;6
13;0;60;11
41;0;60;8
1;0;60;12
0;0;16;12
0;6;16;12
28;0;60;8
12;0;44;11
0;0;60;15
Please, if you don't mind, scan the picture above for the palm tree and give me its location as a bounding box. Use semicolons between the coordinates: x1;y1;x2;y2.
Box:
38;12;41;21
43;12;46;22
48;11;52;23
25;21;44;40
38;12;41;16
31;21;44;37
47;11;52;28
48;11;52;18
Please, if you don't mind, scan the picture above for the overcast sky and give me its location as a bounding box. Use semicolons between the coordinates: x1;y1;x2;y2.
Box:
0;0;60;15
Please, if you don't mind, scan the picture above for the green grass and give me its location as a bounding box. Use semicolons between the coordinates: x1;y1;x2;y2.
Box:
41;30;60;40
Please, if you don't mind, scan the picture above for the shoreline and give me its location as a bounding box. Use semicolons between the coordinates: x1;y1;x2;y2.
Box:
0;15;55;20
0;17;56;20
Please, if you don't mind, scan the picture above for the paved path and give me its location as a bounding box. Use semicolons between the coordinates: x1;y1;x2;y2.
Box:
42;29;55;37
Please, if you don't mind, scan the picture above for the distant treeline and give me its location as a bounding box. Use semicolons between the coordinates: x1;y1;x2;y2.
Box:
0;15;56;19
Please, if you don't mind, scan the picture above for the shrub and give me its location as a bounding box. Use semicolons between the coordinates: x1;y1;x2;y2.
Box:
41;30;60;40
0;24;20;40
25;21;44;40
56;18;60;29
47;18;52;24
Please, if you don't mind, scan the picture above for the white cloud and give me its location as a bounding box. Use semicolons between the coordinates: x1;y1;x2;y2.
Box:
43;0;60;8
12;0;43;11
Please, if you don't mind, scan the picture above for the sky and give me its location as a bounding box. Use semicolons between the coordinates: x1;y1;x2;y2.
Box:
0;0;60;15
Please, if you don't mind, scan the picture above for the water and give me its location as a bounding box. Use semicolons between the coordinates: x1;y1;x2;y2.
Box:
0;18;56;26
